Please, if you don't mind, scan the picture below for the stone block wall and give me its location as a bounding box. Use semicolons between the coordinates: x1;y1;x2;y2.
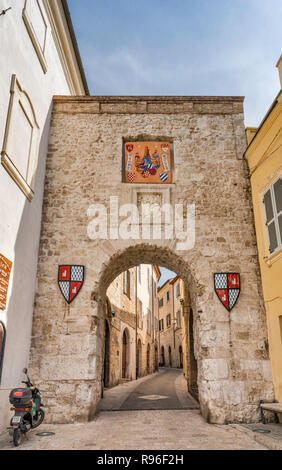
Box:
29;96;273;424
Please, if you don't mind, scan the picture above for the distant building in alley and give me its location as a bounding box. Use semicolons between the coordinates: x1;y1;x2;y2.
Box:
104;265;160;388
158;276;184;369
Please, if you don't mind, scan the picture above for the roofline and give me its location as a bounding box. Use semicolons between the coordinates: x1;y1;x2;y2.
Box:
244;89;281;155
170;275;180;285
158;276;178;292
53;95;245;102
61;0;90;95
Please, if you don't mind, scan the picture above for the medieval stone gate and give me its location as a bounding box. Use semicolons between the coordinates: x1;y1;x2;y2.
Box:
29;96;274;425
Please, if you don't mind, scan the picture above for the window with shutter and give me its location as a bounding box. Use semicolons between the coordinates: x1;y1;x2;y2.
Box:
129;271;133;299
177;311;181;328
176;284;180;298
123;271;128;295
263;178;282;254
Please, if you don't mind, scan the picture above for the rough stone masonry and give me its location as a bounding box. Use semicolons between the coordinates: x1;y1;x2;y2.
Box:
29;96;274;425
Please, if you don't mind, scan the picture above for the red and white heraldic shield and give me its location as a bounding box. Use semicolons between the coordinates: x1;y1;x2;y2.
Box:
214;273;240;312
58;266;85;304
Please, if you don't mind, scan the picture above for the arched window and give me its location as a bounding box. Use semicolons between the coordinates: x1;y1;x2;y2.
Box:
161;346;165;366
122;329;129;379
0;322;6;383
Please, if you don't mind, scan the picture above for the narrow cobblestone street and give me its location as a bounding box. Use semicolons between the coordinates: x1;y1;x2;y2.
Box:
0;369;268;450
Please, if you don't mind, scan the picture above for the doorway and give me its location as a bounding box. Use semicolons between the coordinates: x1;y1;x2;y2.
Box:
122;330;129;379
146;344;150;374
136;339;142;378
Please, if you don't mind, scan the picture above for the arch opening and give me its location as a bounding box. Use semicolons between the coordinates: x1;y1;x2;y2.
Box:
96;243;200;413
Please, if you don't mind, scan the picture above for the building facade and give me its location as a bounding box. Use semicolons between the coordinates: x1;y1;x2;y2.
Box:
27;95;274;425
245;56;282;408
0;0;88;434
136;265;160;378
158;276;184;369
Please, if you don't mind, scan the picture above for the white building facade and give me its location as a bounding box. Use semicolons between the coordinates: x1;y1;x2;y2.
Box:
136;265;160;377
0;0;88;433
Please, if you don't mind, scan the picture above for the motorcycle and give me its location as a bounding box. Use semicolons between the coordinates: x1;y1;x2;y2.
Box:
8;368;45;447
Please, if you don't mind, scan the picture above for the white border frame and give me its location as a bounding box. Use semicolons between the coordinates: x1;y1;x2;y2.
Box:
23;0;48;74
1;75;40;202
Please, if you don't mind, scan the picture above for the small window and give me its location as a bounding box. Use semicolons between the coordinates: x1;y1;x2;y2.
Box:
176;283;181;298
23;0;48;73
263;178;282;254
147;309;152;335
177;311;181;328
159;319;164;331
155;317;158;331
137;299;143;329
123;270;131;298
159;298;163;308
167;291;170;302
0;322;6;383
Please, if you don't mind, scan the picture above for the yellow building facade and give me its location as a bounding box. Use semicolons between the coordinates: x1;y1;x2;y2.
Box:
245;55;282;404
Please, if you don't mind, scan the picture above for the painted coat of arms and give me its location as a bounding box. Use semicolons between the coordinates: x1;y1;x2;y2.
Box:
214;273;240;312
124;142;172;184
58;266;85;304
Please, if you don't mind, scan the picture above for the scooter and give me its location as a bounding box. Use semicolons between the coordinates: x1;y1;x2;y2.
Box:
8;368;45;447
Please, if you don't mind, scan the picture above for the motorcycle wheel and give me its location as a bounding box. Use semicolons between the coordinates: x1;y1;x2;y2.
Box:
13;428;22;447
32;409;45;428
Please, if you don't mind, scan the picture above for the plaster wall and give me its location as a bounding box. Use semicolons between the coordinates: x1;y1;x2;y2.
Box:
0;0;84;434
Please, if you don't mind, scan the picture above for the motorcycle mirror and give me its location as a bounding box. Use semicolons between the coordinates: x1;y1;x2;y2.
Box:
23;368;28;374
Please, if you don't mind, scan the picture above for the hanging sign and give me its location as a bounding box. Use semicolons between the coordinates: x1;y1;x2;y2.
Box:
58;265;85;304
0;253;12;311
214;273;240;312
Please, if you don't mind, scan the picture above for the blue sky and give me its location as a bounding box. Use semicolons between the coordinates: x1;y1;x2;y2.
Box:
68;0;281;126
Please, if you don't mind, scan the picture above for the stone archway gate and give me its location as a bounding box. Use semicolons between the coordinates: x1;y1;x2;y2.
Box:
29;96;274;425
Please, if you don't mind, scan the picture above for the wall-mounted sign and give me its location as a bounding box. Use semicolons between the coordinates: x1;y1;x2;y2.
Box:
58;265;85;305
0;253;13;311
214;273;240;312
124;142;172;184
